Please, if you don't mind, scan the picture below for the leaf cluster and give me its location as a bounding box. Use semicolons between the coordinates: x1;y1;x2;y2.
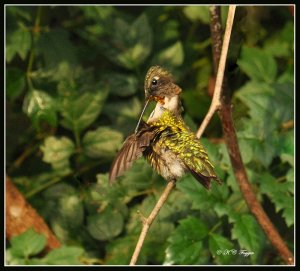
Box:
6;6;294;265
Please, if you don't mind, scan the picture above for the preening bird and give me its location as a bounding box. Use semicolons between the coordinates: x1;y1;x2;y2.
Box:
109;66;221;189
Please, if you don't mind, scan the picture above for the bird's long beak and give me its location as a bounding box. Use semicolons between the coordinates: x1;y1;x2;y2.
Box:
134;99;150;134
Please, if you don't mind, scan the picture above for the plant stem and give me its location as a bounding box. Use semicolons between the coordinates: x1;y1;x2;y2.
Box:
74;129;81;149
207;5;294;265
25;160;101;199
7;143;39;174
25;176;62;199
26;6;42;90
129;5;237;265
129;181;176;265
196;5;236;138
209;221;222;234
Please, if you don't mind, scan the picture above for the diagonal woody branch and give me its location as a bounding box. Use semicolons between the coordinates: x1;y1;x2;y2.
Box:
129;181;175;265
129;5;237;265
205;5;294;265
196;6;236;138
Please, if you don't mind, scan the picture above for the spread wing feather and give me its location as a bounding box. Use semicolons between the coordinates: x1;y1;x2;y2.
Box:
109;122;155;183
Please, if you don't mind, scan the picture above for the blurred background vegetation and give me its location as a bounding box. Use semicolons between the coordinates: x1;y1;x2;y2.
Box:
5;5;294;265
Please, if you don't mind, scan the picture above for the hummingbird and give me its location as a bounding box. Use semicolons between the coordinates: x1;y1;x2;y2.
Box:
109;66;221;189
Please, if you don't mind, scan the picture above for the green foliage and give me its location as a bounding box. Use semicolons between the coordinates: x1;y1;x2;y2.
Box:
208;233;235;265
82;127;123;159
231;215;264;258
59;91;108;135
6;68;26;101
9;228;46;259
87;205;124;241
23;90;57;128
6;6;294;266
40;136;75;173
6;26;32;62
6;228;83;265
183;6;210;24
237;47;277;83
154;41;184;67
165;216;209;264
101;13;153;70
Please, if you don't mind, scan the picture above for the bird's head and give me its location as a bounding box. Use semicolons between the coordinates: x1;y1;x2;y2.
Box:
135;66;182;133
144;66;181;104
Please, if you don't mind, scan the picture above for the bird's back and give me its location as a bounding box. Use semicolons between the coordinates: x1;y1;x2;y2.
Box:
144;110;221;189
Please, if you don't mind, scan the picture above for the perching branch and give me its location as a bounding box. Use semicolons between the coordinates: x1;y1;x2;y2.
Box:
130;181;176;265
196;5;236;138
207;6;294;265
129;6;237;266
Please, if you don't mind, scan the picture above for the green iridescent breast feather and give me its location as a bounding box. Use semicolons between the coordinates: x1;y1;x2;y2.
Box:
150;109;217;179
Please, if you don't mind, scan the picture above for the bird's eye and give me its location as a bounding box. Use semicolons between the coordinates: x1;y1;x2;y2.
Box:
151;79;158;86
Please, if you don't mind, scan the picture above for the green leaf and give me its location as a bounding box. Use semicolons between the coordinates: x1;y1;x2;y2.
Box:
6;68;26;101
260;173;294;226
235;80;293;168
40;136;75;173
177;174;229;212
23;89;57;128
144;222;175;263
263;21;293;58
10;228;46;258
81;6;115;21
209;233;235;264
155;41;184;67
41;184;84;242
58;194;84;229
286;169;294;194
6;27;31;62
151;190;192;223
231;214;263;254
282;202;294;228
36;29;77;68
237;124;277;168
105;235;142;265
278;129;294;166
82;127;123;159
91;174;123;208
60;90;108;134
103;97;142;134
164;216;209;265
237;46;277;83
119;159;155;198
236;81;274;123
177;175;215;211
6;6;31;22
103;13;152;69
104;72;138;97
272;82;294;124
183;6;210;24
237;138;253;164
42;246;83;265
263;39;290;57
159;19;179;42
87;206;124;241
6;249;27;265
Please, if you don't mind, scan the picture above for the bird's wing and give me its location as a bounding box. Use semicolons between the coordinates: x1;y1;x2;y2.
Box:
109;122;155;183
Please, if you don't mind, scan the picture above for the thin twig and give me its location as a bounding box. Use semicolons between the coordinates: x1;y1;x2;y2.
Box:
207;6;294;265
129;6;237;265
129;181;176;265
7;143;39;174
196;5;236;139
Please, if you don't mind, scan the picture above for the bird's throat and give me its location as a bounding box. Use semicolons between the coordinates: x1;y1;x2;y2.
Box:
147;95;181;123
